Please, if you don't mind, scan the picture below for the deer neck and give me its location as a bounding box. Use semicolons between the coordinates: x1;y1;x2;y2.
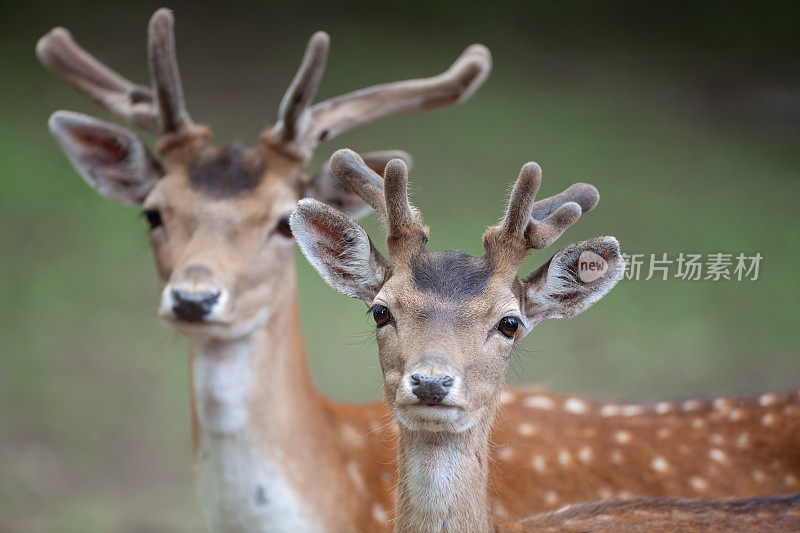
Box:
395;417;495;533
187;266;337;532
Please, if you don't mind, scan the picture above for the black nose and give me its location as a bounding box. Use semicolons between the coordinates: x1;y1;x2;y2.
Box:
410;373;454;404
171;289;220;322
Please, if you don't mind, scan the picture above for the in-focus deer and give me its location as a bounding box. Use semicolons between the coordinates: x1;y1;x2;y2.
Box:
38;8;491;531
291;151;800;532
39;7;800;531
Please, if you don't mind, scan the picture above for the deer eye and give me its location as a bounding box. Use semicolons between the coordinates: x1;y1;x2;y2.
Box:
370;305;392;328
274;217;293;239
496;316;520;338
142;208;162;230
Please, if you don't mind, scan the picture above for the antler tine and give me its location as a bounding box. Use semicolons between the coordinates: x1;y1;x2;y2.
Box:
526;181;598;249
383;158;427;258
275;32;330;143
329;149;426;260
267;43;491;159
307;44;490;147
330;149;388;219
36;27;159;132
486;162;600;265
147;8;193;134
500;162;543;240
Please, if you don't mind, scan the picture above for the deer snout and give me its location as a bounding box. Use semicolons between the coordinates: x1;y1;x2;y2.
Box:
161;264;228;323
171;289;220;322
410;373;454;404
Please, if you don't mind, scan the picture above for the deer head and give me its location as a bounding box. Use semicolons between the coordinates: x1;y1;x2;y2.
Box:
39;8;491;340
291;149;624;433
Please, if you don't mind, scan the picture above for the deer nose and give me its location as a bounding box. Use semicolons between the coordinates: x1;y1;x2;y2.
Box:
410;373;454;404
171;289;220;322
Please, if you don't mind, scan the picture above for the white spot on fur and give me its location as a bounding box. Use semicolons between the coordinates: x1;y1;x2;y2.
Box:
524;395;555;410
544;490;559;505
614;431;632;444
498;447;514;461
372;503;388;523
518;423;536;436
753;470;766;483
558;449;572;466
532;455;547;472
622;405;644;416
711;433;725;446
564;398;588;414
347;462;367;496
651;456;669;472
759;393;777;406
657;428;672;439
736;432;750;449
617;491;633;499
709;449;727;463
655;402;672;414
600;404;620;417
762;413;777;426
785;474;798;487
341;425;364;448
682;400;702;412
611;449;624;464
689;476;708;491
729;408;744;421
713;398;730;412
578;446;593;464
598;487;613;499
499;390;515;405
691;417;705;429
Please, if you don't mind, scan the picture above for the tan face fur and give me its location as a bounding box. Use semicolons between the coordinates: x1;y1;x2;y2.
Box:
374;258;523;433
145;155;299;339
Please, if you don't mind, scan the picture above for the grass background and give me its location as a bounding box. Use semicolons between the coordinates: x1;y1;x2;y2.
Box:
1;0;799;530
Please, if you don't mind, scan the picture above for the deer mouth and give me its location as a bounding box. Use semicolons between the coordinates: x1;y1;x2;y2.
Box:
162;308;269;340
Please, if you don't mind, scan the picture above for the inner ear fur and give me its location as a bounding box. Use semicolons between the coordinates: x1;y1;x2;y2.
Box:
49;111;162;206
523;236;624;323
290;199;388;304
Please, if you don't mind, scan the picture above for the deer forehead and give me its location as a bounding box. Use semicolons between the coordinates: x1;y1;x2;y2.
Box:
381;265;520;322
149;162;297;224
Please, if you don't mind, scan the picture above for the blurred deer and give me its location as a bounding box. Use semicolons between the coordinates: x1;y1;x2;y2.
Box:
38;8;491;531
291;151;800;532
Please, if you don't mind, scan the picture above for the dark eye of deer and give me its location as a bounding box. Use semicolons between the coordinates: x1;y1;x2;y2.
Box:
142;209;162;230
371;305;391;327
497;316;520;338
274;217;293;238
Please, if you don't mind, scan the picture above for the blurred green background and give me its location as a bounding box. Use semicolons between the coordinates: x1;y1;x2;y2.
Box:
1;0;799;530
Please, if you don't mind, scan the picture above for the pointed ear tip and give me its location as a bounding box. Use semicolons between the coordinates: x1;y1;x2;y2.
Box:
48;110;79;132
603;235;621;251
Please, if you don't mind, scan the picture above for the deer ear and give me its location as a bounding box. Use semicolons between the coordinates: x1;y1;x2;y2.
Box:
49;111;162;206
522;237;624;325
306;150;411;220
291;199;388;304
